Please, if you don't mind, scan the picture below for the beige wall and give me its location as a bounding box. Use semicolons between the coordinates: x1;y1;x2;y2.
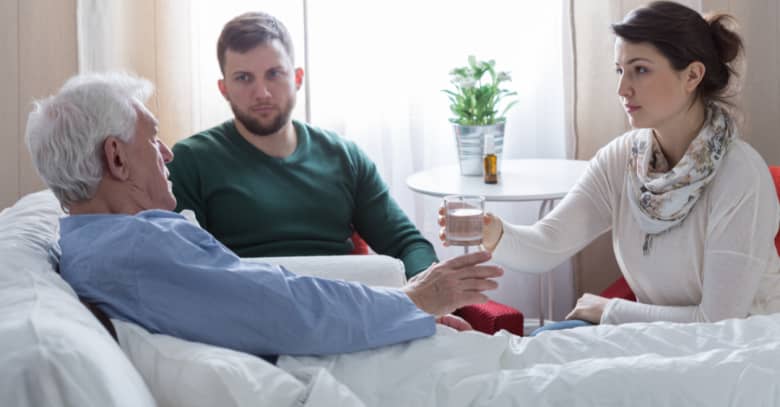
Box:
0;0;77;210
703;0;780;164
77;0;195;149
0;0;189;210
572;0;780;296
1;1;777;223
0;1;309;211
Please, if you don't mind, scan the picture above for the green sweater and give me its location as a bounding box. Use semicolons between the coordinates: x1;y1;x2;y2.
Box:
167;120;437;277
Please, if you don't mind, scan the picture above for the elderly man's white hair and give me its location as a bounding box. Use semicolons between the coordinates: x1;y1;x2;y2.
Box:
25;72;154;209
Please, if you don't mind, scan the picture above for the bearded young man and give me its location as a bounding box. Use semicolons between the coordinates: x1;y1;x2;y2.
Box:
167;12;437;278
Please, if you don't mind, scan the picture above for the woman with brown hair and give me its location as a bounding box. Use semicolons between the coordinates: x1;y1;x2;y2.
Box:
441;1;780;335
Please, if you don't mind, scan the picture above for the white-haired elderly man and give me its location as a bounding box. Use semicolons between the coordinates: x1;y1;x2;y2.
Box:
25;72;503;362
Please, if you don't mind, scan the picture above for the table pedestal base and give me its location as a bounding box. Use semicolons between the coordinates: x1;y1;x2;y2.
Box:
537;198;557;326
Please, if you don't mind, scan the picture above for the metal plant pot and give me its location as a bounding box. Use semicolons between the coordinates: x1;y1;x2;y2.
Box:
452;122;505;176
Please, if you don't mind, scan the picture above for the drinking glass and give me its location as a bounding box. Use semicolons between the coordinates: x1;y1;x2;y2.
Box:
443;195;485;253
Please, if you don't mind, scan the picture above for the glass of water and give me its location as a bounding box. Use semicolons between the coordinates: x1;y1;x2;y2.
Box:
443;195;485;253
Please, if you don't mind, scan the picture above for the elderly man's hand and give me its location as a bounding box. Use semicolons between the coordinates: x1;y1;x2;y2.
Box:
402;251;503;316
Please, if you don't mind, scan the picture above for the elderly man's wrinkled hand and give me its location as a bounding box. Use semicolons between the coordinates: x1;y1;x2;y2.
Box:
402;251;503;316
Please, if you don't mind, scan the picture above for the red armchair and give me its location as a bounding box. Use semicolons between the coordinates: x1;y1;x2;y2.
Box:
771;166;780;253
602;165;780;301
350;232;524;336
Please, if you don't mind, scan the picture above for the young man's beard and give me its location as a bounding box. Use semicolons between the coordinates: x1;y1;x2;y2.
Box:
230;99;295;136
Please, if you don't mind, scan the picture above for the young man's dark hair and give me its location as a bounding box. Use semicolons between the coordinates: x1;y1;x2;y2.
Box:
217;11;295;74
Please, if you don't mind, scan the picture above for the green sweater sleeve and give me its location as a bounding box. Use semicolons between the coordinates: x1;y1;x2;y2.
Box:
347;143;438;277
167;142;208;226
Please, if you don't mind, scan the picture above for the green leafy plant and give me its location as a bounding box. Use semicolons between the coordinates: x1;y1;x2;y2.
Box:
443;55;518;126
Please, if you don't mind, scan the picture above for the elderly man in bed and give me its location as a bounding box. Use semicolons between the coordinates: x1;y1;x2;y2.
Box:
25;72;503;363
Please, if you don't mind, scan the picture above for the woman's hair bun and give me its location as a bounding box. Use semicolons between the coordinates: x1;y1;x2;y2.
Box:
706;13;742;64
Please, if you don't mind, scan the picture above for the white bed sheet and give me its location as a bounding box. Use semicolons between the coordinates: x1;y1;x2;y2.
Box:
277;314;780;406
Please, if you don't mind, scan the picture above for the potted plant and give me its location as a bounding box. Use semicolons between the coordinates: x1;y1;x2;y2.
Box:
443;56;518;175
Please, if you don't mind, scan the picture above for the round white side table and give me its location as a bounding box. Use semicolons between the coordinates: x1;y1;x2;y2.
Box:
406;158;590;326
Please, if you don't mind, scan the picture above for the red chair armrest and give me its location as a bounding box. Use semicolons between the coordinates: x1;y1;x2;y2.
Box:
769;166;780;255
600;277;636;301
350;230;371;255
455;301;524;336
351;232;525;335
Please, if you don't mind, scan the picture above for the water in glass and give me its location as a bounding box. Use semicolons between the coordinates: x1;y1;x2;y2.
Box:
444;195;485;252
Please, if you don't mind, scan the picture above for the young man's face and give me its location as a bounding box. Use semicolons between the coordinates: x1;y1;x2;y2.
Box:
218;40;304;136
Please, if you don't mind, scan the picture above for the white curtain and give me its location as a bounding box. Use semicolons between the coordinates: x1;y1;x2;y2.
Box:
307;0;572;318
77;0;573;320
307;1;568;230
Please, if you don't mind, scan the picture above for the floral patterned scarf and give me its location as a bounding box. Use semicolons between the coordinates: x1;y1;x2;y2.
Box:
627;104;735;255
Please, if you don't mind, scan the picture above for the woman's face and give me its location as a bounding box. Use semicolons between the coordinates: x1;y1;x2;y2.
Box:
614;38;697;130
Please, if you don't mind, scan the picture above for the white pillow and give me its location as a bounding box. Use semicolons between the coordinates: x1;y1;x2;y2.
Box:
112;255;405;407
181;208;407;288
1;191;402;406
115;255;408;407
113;319;366;407
0;190;155;407
183;208;407;288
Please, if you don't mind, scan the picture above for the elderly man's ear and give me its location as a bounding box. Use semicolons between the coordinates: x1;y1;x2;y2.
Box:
103;136;131;181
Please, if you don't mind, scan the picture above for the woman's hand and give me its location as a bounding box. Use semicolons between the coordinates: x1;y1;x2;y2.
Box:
565;293;609;323
437;205;504;252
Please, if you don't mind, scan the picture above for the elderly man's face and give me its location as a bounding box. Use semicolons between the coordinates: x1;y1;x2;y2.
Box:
125;106;177;211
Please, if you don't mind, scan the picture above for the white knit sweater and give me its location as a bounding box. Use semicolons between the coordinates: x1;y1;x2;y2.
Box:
493;130;780;324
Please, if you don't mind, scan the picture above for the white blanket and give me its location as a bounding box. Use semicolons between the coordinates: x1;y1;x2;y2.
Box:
6;191;777;406
278;314;780;406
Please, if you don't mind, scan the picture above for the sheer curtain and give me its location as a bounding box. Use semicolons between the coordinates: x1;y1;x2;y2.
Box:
307;1;568;227
78;0;573;319
307;0;572;317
